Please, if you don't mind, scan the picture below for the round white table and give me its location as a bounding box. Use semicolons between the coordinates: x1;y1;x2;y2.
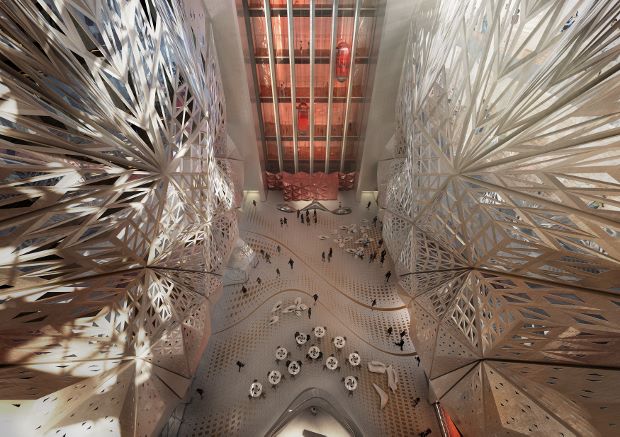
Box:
296;333;308;345
344;376;357;391
314;326;326;338
249;381;263;398
334;336;346;349
348;352;361;367
268;370;281;386
326;356;338;370
308;345;321;360
275;347;288;361
288;361;301;376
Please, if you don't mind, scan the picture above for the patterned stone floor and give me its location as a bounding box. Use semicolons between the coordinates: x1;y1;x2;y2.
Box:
168;191;439;436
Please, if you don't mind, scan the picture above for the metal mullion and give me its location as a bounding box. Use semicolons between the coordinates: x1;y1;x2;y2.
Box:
339;0;361;173
309;0;315;174
287;0;298;173
264;0;284;172
325;0;339;173
242;0;268;166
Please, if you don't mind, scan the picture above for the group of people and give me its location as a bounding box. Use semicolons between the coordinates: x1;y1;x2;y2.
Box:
321;247;334;263
296;208;318;226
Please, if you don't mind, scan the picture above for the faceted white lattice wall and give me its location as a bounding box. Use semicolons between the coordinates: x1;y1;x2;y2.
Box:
0;1;240;435
381;1;620;436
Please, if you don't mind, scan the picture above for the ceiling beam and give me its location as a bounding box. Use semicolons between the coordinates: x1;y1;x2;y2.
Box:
325;0;339;173
340;0;361;173
309;0;315;174
264;0;284;172
287;0;299;173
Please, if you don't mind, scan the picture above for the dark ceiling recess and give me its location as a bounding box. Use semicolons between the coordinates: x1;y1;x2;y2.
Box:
241;0;381;177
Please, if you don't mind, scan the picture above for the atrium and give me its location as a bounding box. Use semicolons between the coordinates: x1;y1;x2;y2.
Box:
0;1;618;436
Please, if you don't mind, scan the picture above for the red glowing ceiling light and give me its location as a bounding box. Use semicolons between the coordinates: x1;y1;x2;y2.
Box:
297;102;309;133
335;41;351;82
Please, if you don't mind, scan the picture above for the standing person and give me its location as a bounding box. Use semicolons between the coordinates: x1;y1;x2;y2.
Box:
241;285;247;294
385;271;392;282
373;216;377;227
301;215;305;224
371;299;377;310
196;388;204;400
314;215;317;224
307;217;310;226
280;218;283;227
415;356;420;366
322;251;326;262
265;253;271;263
308;307;312;319
276;267;280;277
288;258;294;269
313;210;317;219
313;293;319;304
328;247;333;258
380;255;385;265
283;217;288;226
256;277;262;285
395;338;405;351
367;201;371;209
253;200;257;207
378;238;383;247
387;327;393;336
297;209;300;218
277;245;281;254
236;360;245;372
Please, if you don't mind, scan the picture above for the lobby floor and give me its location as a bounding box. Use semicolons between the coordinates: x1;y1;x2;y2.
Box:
174;191;439;436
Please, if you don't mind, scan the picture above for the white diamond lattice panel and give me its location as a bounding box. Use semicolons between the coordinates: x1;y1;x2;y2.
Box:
0;1;238;435
382;1;620;435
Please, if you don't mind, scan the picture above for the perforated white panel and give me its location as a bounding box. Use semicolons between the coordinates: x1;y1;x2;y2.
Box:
0;1;238;435
382;1;620;435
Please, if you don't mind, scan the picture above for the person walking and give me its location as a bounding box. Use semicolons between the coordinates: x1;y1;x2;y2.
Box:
307;217;310;226
256;277;262;285
288;258;294;269
313;293;319;304
328;247;333;257
276;267;280;277
385;271;392;282
366;201;371;209
378;238;383;247
297;209;300;218
236;360;245;372
196;388;204;400
322;251;326;262
280;218;283;227
387;327;393;336
277;245;281;253
373;216;377;227
400;329;407;338
371;299;377;310
283;217;288;226
252;200;257;207
301;215;305;224
241;285;247;294
395;338;405;351
308;307;312;319
415;356;420;366
314;215;317;224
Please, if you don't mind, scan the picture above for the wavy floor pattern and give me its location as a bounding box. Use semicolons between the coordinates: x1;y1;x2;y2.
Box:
169;192;439;436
